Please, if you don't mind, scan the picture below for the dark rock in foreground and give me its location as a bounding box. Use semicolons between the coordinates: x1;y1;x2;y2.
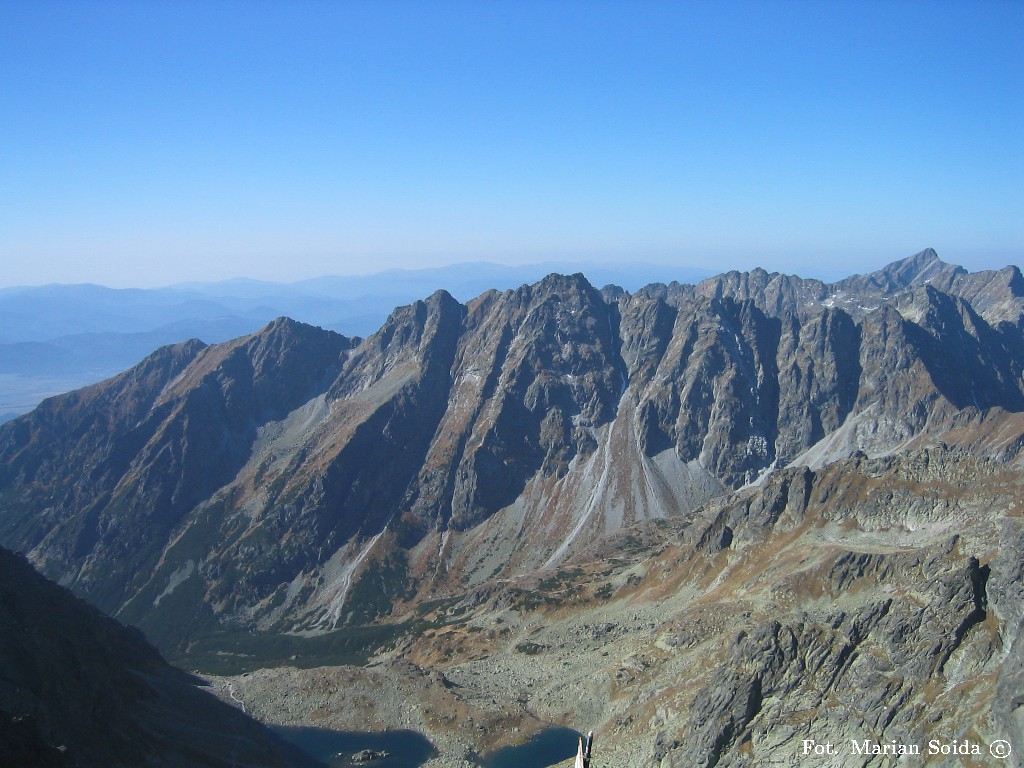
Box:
0;546;314;768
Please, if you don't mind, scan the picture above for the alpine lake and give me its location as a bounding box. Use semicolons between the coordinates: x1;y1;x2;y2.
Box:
273;725;581;767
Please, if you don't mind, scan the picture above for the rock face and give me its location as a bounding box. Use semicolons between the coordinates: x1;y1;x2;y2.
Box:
0;249;1022;666
0;546;312;768
662;453;1008;768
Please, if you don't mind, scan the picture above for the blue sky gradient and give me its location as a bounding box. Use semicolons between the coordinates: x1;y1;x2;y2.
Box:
2;0;1021;287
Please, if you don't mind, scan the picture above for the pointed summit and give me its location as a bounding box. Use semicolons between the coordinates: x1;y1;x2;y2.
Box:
878;247;964;288
833;248;964;296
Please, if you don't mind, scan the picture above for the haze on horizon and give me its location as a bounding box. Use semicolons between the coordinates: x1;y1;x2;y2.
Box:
1;1;1021;290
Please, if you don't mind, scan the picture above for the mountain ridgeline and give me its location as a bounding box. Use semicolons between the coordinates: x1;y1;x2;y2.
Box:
1;250;1022;657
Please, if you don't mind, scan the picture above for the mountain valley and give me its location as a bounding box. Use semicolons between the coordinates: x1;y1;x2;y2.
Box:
2;249;1024;766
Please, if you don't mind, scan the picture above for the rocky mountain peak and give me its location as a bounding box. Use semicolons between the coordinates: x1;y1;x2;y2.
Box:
535;270;598;293
832;248;959;296
1006;264;1024;293
882;246;959;285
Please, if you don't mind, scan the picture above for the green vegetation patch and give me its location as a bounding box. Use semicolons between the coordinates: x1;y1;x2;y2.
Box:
594;582;615;599
343;554;411;625
170;622;411;675
537;566;584;592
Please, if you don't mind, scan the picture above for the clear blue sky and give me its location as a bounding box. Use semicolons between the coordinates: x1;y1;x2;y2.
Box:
2;0;1021;287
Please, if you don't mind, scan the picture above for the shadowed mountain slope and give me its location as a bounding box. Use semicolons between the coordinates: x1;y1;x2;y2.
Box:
0;546;315;767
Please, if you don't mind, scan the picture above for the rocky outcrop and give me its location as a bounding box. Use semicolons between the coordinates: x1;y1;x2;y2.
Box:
676;558;991;768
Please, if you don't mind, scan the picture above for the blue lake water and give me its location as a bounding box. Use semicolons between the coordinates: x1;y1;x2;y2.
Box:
272;724;581;768
480;726;582;768
272;726;437;767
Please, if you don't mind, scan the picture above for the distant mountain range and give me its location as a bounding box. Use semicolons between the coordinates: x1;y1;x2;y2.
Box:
0;261;711;422
2;248;1024;765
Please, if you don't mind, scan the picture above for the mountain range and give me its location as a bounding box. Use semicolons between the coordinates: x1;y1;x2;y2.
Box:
2;248;1023;767
0;261;709;423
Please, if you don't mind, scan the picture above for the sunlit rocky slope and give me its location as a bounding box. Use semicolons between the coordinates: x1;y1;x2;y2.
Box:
2;248;1024;766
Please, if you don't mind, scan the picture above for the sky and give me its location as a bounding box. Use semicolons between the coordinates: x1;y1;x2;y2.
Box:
1;0;1021;288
